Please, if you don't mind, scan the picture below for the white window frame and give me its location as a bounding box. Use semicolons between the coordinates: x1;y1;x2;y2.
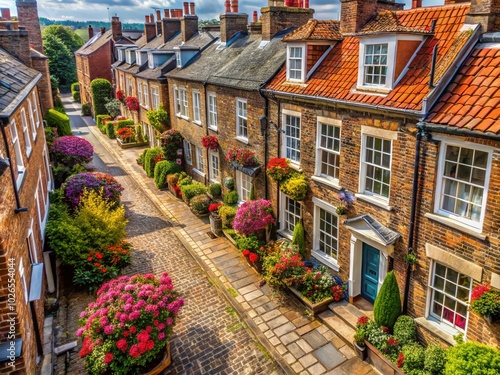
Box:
427;261;471;334
279;192;302;238
286;44;306;82
236;171;252;203
183;140;192;165
208;150;220;183
143;83;149;108
207;92;218;130
194;146;205;176
433;139;492;231
28;98;37;141
151;86;159;109
192;90;201;124
236;98;248;141
21;108;32;157
137;82;143;106
19;259;28;304
27;218;38;263
176;51;182;68
282;109;301;166
32;92;40;128
126;77;133;96
43;145;53;192
314;118;341;185
10;120;25;190
174;87;188;118
312;197;340;271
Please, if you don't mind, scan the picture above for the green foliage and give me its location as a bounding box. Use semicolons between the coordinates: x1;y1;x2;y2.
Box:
445;342;500;375
249;183;256;200
224;177;235;190
373;271;402;330
159;130;183;160
402;343;426;375
190;194;211;215
54;97;65;114
143;147;163;178
223;190;238;205
81;103;91;116
71;82;80;102
96;115;111;131
424;345;446;375
393;315;417;346
235;234;262;252
291;221;306;259
114;119;134;130
44;127;55;147
104;98;122;118
50;75;59;101
180;182;207;204
219;205;238;229
177;175;192;186
44;109;72;136
90;79;112;116
280;173;309;201
42;25;83;52
42;33;77;85
106;121;115;139
146;104;169;133
135;124;144;143
208;183;221;197
153;160;182;189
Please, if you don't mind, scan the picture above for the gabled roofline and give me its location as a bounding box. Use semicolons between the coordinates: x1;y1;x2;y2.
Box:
0;72;41;118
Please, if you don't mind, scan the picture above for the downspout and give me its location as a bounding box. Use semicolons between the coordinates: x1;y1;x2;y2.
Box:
203;81;209;187
0;116;28;213
258;83;269;200
403;124;427;314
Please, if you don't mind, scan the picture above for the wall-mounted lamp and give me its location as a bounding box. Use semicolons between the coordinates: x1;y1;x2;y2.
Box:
0;157;9;176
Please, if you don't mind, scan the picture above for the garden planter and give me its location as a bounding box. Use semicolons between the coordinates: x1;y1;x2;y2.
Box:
223;229;238;248
243;255;263;274
143;342;171;375
353;341;367;360
116;138;149;149
230;161;261;177
288;287;334;316
209;214;223;236
168;184;181;199
365;341;404;375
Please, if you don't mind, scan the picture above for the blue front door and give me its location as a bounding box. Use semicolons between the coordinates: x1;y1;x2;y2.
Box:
361;243;380;304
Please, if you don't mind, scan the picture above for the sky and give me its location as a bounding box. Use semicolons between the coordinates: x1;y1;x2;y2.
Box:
0;0;440;24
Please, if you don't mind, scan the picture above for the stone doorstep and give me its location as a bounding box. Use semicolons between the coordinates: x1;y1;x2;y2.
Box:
332;305;362;329
318;311;356;349
53;341;78;355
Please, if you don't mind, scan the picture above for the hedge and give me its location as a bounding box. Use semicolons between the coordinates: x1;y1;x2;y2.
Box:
445;342;500;375
96;115;111;131
180;182;207;204
144;147;163;178
106;121;115;139
90;78;112;116
71;82;80;102
153;160;182;189
44;109;72;136
114;119;134;130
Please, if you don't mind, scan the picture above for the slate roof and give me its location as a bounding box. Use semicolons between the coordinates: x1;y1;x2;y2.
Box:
0;47;41;115
76;30;135;56
265;4;472;114
425;40;500;135
344;214;400;246
167;29;292;91
283;20;342;41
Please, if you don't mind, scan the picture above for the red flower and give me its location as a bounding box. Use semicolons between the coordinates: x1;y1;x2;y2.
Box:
96;252;103;259
381;326;389;333
249;253;259;263
116;338;128;352
201;135;219;150
356;316;369;326
397;353;405;367
87;257;93;261
242;249;250;257
387;337;399;346
137;330;150;342
208;203;222;213
146;340;155;351
116;89;124;101
129;344;141;358
471;283;490;302
129;326;137;334
125;96;140;111
123;330;130;337
103;352;113;364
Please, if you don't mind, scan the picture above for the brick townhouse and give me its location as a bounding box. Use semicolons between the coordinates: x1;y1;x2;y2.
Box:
263;0;500;347
0;5;54;374
113;3;218;147
166;0;312;201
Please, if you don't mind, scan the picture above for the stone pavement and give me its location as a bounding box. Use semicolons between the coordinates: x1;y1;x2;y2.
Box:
60;94;379;374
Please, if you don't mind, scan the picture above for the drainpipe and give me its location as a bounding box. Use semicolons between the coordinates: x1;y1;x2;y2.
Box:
203;81;209;187
258;83;269;200
402;124;428;314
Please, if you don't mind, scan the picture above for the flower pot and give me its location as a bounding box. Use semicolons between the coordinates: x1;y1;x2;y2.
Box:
353;341;367;360
209;214;223;236
143;342;171;375
288;286;334;316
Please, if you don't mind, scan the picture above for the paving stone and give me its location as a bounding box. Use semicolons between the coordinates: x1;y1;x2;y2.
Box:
291;361;304;373
264;330;275;339
258;323;269;332
267;315;290;329
243;289;264;301
286;342;305;358
313;343;345;370
247;309;257;318
339;344;355;359
283;352;296;365
298;353;318;368
296;321;321;336
275;344;287;355
262;309;282;322
295;338;313;354
247;295;271;308
336;358;375;375
307;362;327;375
303;329;328;349
280;331;299;345
292;316;312;328
274;322;296;337
269;336;281;346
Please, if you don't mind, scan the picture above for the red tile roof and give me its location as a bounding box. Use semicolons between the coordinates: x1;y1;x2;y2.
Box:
265;4;472;113
283;20;342;42
426;44;500;134
357;10;432;36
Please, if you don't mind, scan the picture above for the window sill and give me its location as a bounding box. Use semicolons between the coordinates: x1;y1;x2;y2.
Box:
26;148;32;159
354;85;391;95
414;317;457;346
276;229;293;241
311;175;340;190
193;169;205;178
424;213;486;240
208;126;218;132
235;136;249;145
176;114;189;121
355;194;392;211
289;163;302;173
312;250;340;272
16;169;26;191
193;121;202;126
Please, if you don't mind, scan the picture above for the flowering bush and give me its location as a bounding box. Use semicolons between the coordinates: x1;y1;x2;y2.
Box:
201;135;219;150
280;173;308;201
331;285;345;302
125;96;140;111
153;153;165;164
77;273;184;375
116;89;124;101
263;243;305;289
160;130;184;160
242;249;259;263
50;135;94;166
470;283;500;320
63;172;124;209
116;127;135;143
266;157;293;182
296;266;336;303
336;187;356;215
233;199;275;236
225;147;258;167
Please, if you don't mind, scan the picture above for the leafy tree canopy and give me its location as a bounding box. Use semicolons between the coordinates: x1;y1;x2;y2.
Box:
42;24;83;52
43;33;77;85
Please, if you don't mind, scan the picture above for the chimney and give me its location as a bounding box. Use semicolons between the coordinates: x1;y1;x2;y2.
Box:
305;0;309;7
162;12;181;43
16;0;44;53
164;9;170;18
183;2;189;15
253;11;258;23
261;0;314;41
230;0;239;12
144;14;156;41
340;0;403;35
181;3;198;42
412;0;422;8
156;10;162;35
0;27;31;66
249;11;262;34
111;16;122;40
1;8;11;20
220;4;248;43
225;0;231;12
100;27;106;34
189;2;195;15
88;24;94;39
466;0;500;32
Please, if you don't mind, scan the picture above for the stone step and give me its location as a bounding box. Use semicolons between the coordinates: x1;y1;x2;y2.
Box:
318;310;356;349
333;305;363;329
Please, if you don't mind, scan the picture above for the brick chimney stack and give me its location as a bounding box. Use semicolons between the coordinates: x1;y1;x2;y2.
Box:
466;0;500;32
220;0;248;43
144;14;157;41
412;0;422;8
183;2;189;15
88;24;93;39
16;0;44;53
111;16;122;40
181;2;198;42
261;0;314;41
340;0;403;35
1;8;11;20
0;27;31;66
156;10;162;35
190;2;195;15
230;0;239;12
162;10;181;43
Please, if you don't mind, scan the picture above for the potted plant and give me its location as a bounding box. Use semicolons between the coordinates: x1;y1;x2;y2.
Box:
336;187;355;215
209;203;223;236
232;199;275;241
470;283;500;323
201;135;219;150
76;273;184;375
404;252;417;271
280;173;309;201
290;266;337;315
354;316;368;360
125;96;140;112
225;147;261;177
266;157;293;183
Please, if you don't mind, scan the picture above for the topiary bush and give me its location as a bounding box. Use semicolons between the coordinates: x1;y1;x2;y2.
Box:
190;194;211;215
373;271;402;330
106;121;115;139
71;82;80;102
401;343;425;375
153;160;182;189
219;205;238;229
96;115;111;131
143;147;163;178
50;135;93;166
180;181;207;204
90;78;112;116
424;345;447;375
81;103;91;116
208;183;222;197
291;220;306;259
45;109;72;136
393;315;417;346
223;190;238;205
445;342;500;375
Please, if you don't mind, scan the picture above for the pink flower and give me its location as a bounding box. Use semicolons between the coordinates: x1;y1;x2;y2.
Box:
79;311;87;318
166;318;173;325
158;332;165;340
104;325;114;335
76;328;85;337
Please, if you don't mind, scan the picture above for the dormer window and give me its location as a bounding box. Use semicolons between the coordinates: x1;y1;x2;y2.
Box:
286;44;305;82
176;52;182;68
363;44;388;86
117;49;125;62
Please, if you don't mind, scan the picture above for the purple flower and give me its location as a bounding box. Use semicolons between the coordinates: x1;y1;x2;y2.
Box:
50;136;93;166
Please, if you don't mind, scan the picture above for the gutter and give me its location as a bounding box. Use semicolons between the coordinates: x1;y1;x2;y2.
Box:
418;121;500;141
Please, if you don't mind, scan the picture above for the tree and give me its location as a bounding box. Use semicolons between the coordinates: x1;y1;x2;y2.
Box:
373;271;402;330
43;33;77;85
42;25;83;52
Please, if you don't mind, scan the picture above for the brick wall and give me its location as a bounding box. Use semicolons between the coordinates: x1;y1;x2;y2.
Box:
30;56;54;114
0;29;31;67
220;13;248;43
261;6;314;41
181;15;198;43
16;0;43;54
340;0;403;35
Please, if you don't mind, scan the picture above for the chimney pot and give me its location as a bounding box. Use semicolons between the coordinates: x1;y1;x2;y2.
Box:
150;13;154;21
164;9;169;18
145;15;150;23
88;24;94;39
412;0;422;8
156;10;161;21
305;0;309;8
253;11;258;23
1;8;11;21
230;0;239;13
183;2;189;15
189;2;195;15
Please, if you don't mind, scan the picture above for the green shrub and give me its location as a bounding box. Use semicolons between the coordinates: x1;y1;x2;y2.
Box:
180;182;207;204
153;160;182;189
146;104;169;133
424;345;446;375
177;175;192;186
235;234;262;252
393;315;417;346
402;343;425;375
208;183;222;197
219;205;237;229
54;97;65;113
291;221;306;259
373;271;402;330
280;173;308;201
224;177;235;190
190;194;211;215
71;82;80;102
44;127;55;147
445;342;500;375
143;147;163;178
90;78;112;116
44;109;72;136
249;184;256;200
114;119;134;130
223;190;238;205
106;121;115;138
96;115;111;130
81;103;91;116
135;124;144;143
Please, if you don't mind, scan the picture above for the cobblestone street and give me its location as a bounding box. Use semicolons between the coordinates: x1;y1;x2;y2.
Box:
52;97;280;375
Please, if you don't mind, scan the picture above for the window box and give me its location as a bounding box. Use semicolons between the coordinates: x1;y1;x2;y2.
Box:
287;286;333;316
365;341;404;375
230;161;261;177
